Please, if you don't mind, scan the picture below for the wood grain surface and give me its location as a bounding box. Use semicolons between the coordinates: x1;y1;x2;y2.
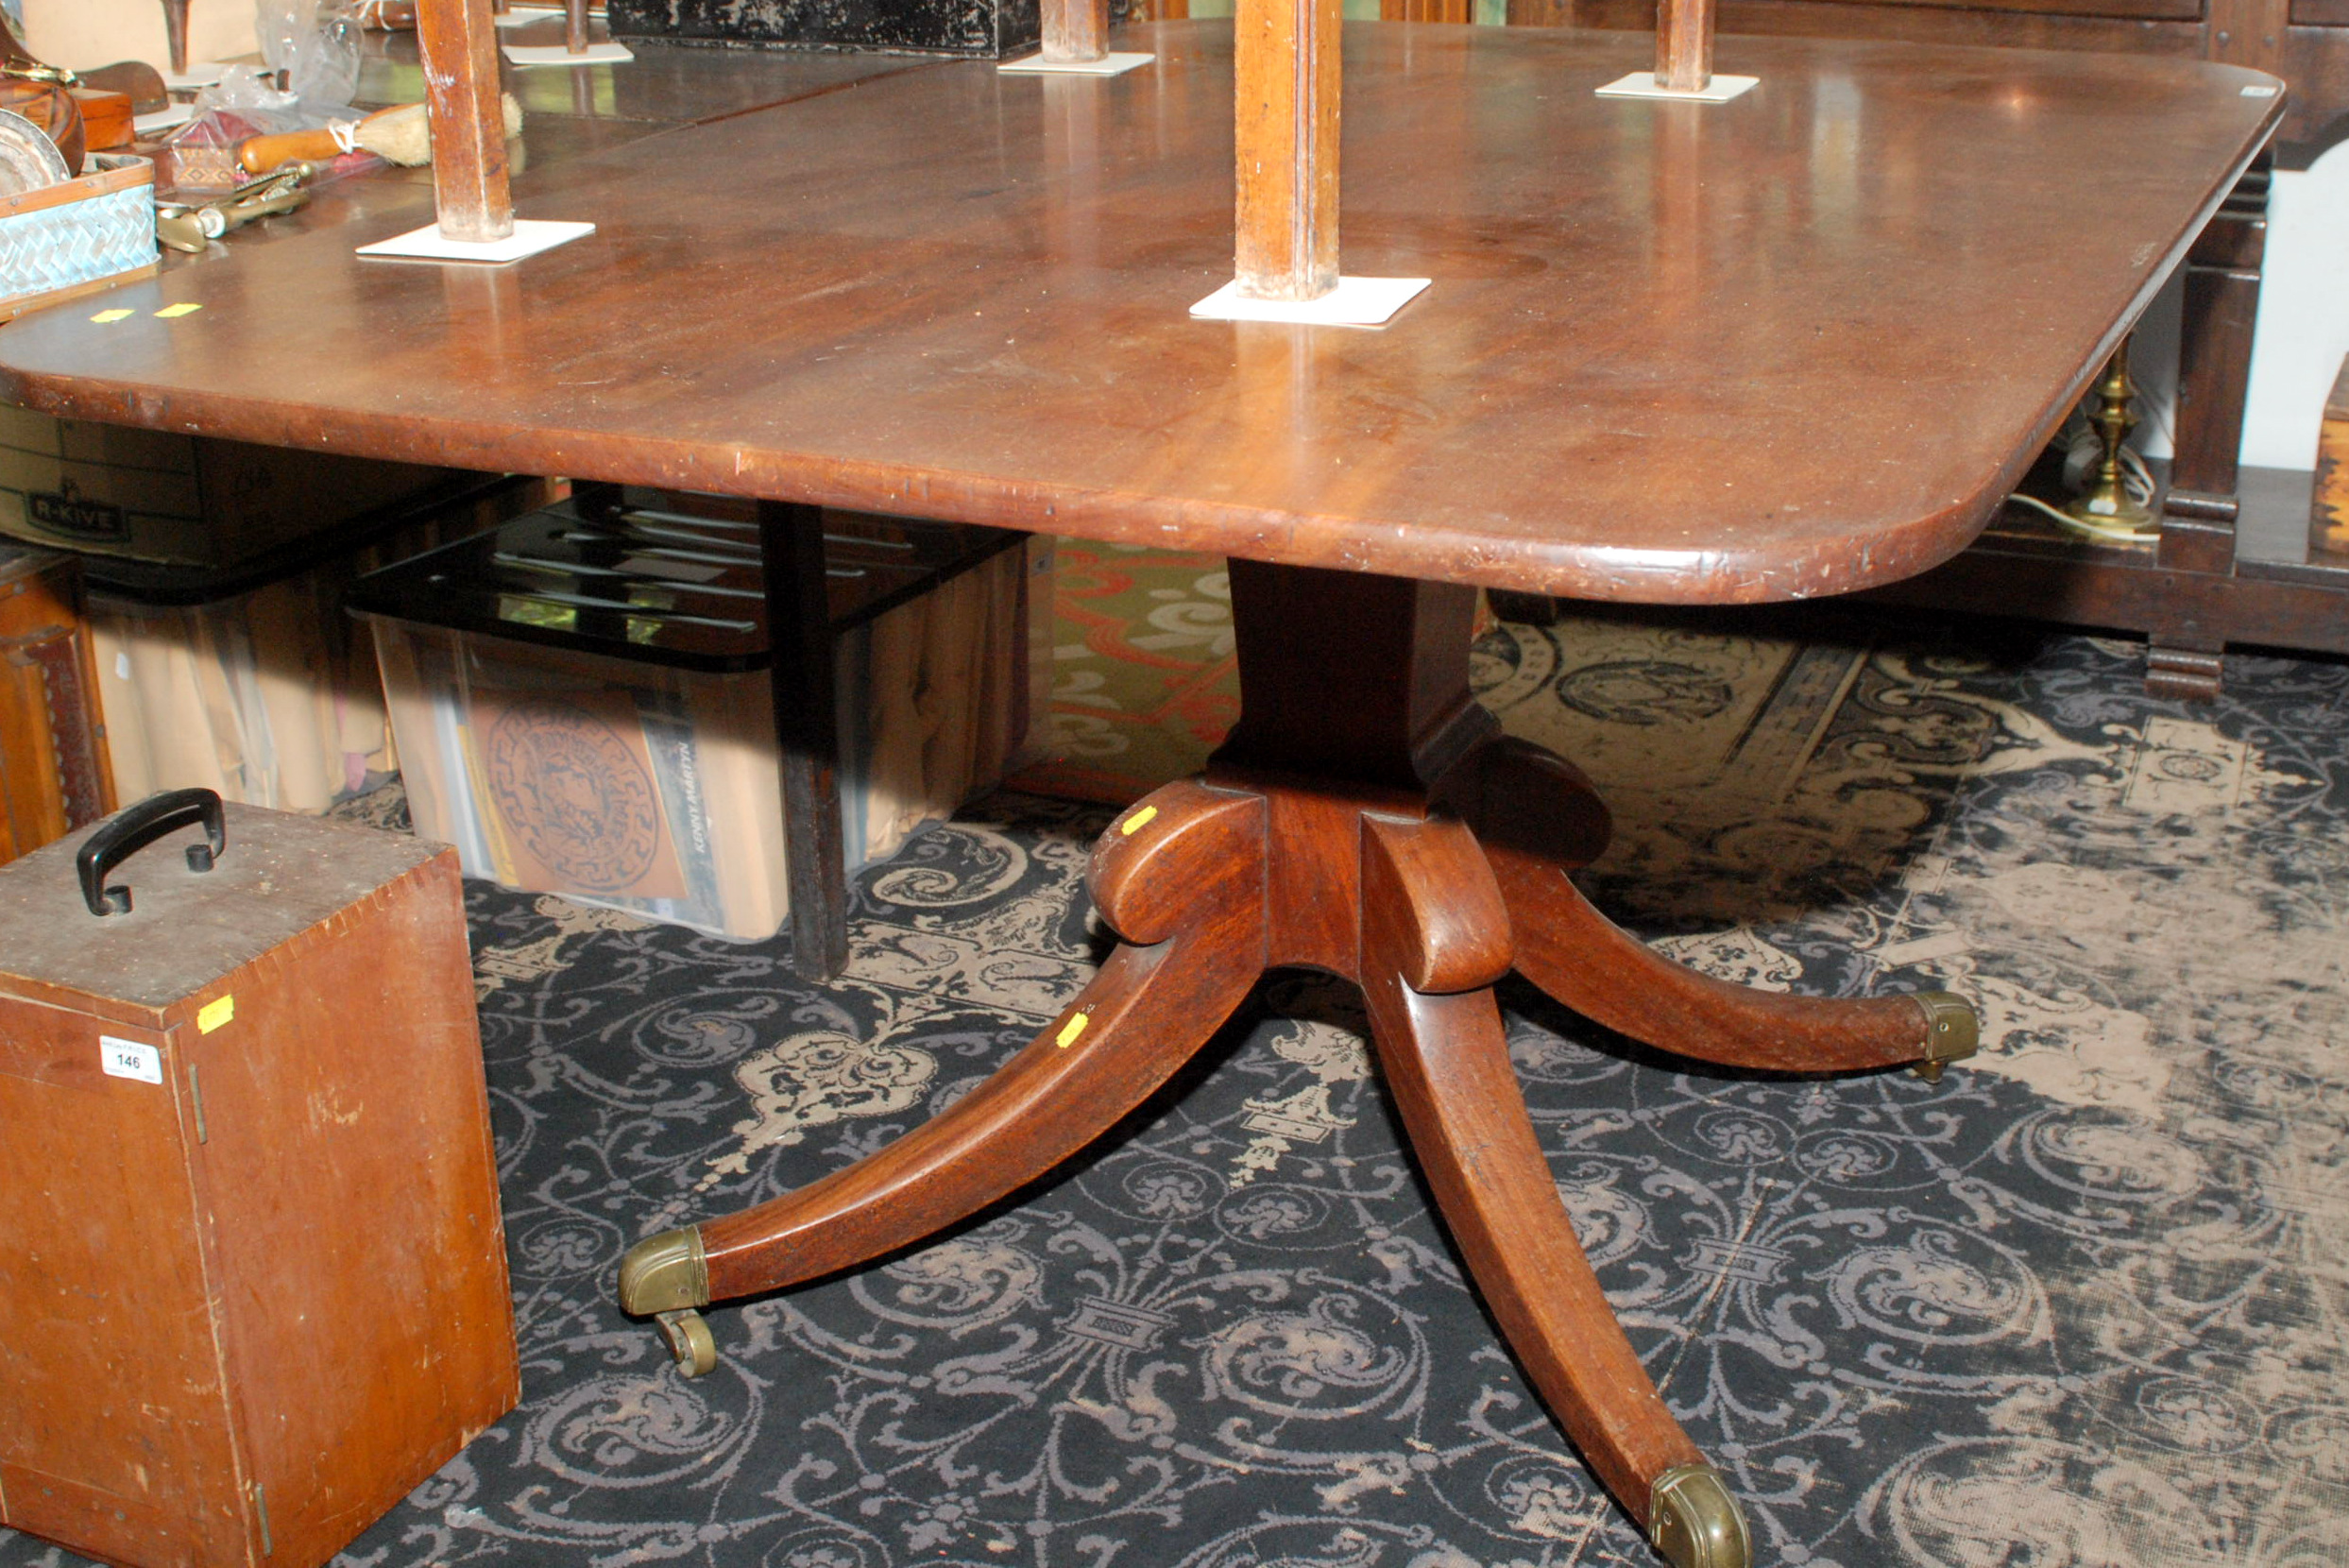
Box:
0;23;2277;605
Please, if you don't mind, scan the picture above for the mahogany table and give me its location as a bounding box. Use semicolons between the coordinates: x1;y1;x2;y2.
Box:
0;23;2277;1567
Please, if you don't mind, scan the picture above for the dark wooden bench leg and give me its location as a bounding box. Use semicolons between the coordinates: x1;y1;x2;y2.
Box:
759;500;851;980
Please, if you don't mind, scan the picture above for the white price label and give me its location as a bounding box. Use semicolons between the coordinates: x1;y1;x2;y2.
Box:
99;1036;162;1084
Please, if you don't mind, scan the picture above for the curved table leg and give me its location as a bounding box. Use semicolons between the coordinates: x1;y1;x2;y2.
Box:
1446;736;1976;1079
619;781;1271;1370
1491;845;1975;1078
1358;814;1751;1568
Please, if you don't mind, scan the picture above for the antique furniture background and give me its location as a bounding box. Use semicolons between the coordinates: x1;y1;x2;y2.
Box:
0;17;2277;1565
1492;0;2349;695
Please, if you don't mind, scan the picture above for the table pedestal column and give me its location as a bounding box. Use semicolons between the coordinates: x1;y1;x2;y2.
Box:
619;560;1981;1568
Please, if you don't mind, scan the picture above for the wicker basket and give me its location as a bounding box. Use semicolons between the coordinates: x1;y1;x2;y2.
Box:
0;153;159;324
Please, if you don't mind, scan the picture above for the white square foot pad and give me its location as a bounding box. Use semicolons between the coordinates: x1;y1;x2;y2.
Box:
1595;71;1758;102
998;51;1155;76
357;219;596;264
505;42;635;65
1190;275;1431;327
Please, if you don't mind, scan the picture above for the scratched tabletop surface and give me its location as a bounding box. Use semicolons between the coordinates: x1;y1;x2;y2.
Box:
0;23;2279;603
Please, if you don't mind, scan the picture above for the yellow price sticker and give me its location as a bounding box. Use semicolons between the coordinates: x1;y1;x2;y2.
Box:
154;302;203;318
1119;805;1158;837
1055;1012;1089;1048
90;309;134;324
197;995;235;1034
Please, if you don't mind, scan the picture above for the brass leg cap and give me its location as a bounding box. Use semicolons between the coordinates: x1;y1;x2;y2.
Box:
1910;991;1980;1083
618;1226;710;1316
654;1308;717;1377
1650;1463;1751;1568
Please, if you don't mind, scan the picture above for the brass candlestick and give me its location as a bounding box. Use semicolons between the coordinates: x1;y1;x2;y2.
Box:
2063;336;2158;541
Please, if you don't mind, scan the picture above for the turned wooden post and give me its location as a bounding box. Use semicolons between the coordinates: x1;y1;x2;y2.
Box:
1042;0;1110;63
159;0;192;76
415;0;516;242
1234;0;1340;301
1655;0;1713;93
566;0;591;54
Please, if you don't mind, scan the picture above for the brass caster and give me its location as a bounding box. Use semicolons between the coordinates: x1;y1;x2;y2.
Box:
618;1226;710;1316
1909;991;1980;1084
654;1308;717;1377
1650;1463;1751;1568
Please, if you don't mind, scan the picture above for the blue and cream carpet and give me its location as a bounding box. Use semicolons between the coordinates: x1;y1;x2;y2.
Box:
9;550;2347;1568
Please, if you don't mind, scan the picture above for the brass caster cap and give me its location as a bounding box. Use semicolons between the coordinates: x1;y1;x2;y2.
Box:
654;1308;718;1377
617;1226;710;1316
1910;991;1981;1082
1650;1463;1752;1568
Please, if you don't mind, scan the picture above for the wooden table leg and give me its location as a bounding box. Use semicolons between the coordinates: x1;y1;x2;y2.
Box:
619;780;1273;1359
621;559;1986;1568
1360;812;1745;1567
758;502;851;981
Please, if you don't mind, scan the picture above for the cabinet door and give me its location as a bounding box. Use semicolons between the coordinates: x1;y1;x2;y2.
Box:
0;997;248;1568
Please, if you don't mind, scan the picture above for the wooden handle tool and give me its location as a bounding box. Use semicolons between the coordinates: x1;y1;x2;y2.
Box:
239;111;390;176
240;94;519;177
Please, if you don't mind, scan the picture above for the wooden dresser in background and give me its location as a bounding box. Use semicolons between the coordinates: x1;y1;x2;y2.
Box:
1536;0;2348;695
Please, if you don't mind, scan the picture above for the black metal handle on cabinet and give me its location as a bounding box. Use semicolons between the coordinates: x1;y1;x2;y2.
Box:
77;788;226;917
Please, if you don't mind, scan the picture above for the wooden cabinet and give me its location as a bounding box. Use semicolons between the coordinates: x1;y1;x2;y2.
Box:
1479;0;2346;692
0;798;518;1568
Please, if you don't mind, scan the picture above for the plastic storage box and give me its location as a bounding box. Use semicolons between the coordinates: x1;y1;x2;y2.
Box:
350;492;1053;941
87;479;540;814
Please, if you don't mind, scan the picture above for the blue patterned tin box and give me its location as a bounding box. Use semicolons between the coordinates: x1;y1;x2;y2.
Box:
0;153;158;324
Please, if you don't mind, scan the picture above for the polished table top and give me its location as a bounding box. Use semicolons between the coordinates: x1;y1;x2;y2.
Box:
0;22;2278;604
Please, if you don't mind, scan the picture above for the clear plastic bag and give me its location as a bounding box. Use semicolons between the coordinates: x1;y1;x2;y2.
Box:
253;2;362;110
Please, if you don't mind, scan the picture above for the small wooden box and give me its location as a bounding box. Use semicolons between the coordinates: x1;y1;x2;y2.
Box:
0;799;518;1568
0;545;114;864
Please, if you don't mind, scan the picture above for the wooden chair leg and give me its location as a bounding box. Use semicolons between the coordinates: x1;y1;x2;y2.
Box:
1358;816;1751;1568
618;782;1271;1368
1489;844;1975;1077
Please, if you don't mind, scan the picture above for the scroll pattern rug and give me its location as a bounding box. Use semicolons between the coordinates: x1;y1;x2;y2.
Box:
7;561;2347;1568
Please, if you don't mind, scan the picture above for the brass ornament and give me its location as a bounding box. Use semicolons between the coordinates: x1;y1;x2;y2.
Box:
1909;991;1981;1083
1649;1464;1752;1568
618;1225;710;1314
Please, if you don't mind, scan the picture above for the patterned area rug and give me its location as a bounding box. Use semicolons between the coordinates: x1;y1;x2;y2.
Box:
9;562;2348;1568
